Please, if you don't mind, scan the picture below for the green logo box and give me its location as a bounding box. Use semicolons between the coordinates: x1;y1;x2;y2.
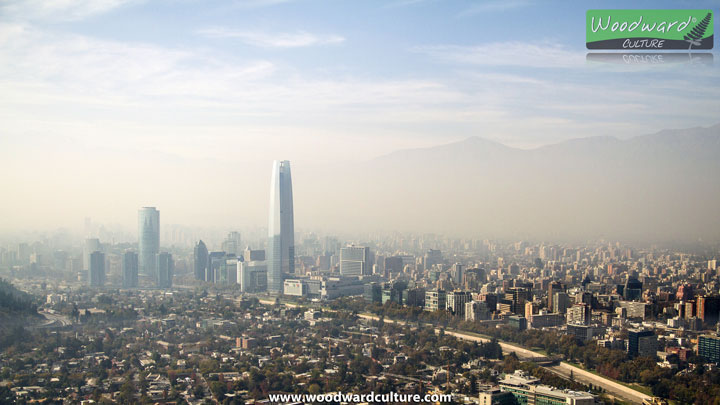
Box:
587;10;713;50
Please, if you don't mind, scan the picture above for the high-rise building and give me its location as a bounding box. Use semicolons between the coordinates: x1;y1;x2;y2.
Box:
83;238;101;271
446;291;472;317
384;256;404;276
239;260;267;293
138;207;160;277
340;245;371;276
156;252;173;288
699;335;720;363
698;295;720;326
208;251;225;283
627;329;657;358
194;240;208;281
89;251;105;287
451;263;463;285
567;303;591;325
244;248;266;262
548;281;564;312
364;282;382;303
225;255;238;286
505;287;530;315
221;232;242;256
424;249;442;269
424;289;447;312
122;251;138;288
623;274;643;301
267;160;295;293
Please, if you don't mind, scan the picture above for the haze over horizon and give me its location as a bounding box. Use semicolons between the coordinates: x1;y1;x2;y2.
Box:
2;0;719;243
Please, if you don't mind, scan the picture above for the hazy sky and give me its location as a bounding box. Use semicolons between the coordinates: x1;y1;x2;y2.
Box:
1;0;719;235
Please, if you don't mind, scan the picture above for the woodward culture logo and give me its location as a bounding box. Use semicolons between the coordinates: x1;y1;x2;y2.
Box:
587;10;713;50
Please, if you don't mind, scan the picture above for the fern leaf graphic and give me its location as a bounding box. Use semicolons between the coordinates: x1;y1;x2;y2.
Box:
684;13;712;49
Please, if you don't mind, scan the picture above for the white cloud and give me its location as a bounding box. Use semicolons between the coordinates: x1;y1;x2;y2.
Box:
197;27;345;48
0;0;139;22
458;0;531;16
413;41;584;68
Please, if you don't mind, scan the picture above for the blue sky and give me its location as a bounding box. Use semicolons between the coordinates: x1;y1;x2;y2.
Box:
1;0;719;230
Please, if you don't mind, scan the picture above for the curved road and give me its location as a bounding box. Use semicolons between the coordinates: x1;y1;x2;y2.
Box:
357;313;651;404
38;310;72;328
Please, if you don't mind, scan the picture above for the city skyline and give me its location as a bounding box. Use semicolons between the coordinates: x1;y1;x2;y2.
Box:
2;2;720;404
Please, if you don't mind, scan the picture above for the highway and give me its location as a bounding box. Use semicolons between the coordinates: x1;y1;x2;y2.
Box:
37;310;72;328
356;313;651;404
256;299;651;403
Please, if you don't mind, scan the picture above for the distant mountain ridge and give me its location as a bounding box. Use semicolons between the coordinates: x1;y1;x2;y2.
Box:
374;123;720;162
316;123;720;241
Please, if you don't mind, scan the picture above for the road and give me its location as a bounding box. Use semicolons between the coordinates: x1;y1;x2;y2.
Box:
258;300;652;403
356;313;651;404
37;310;72;328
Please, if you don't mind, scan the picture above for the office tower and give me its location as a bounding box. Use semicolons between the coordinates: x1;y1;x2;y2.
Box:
156;252;173;288
238;260;268;293
364;282;382;303
138;207;160;277
340;245;371;276
122;251;138;288
465;301;490;321
88;251;105;287
627;329;657;358
623;274;643;301
452;263;463;285
553;292;571;314
548;281;564;312
225;255;238;285
446;291;472;317
208;251;225;283
505;287;531;315
698;295;720;326
424;289;447;312
83;238;101;271
221;231;242;255
267;160;295;293
194;240;209;281
384;256;404;276
567;303;590;325
424;249;442;269
244;248;265;262
699;335;720;363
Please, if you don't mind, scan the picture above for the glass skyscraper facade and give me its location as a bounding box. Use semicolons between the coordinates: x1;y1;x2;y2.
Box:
194;240;209;281
138;207;160;277
267;160;295;293
122;251;138;288
156;252;173;288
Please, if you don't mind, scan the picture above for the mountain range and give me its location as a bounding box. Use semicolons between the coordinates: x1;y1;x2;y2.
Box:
303;123;720;242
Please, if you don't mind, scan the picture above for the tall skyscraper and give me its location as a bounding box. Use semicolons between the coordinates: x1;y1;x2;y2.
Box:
452;263;463;285
122;251;139;288
89;251;105;287
194;240;209;281
267;160;295;293
83;238;101;271
138;207;160;277
156;252;173;288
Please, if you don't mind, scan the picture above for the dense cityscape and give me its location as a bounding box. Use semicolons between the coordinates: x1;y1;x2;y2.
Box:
3;1;720;404
1;160;719;405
